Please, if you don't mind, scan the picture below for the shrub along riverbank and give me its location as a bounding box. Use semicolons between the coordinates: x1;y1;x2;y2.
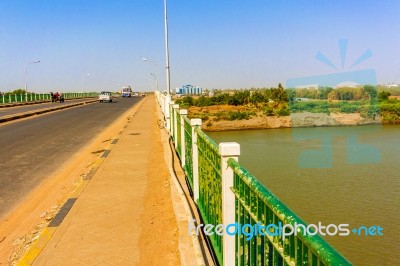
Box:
174;85;400;130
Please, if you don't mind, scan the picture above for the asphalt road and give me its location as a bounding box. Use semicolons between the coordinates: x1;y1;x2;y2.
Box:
0;97;141;218
0;98;96;118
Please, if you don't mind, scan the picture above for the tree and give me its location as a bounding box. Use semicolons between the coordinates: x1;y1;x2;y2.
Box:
364;85;378;99
379;91;391;101
10;89;27;95
249;91;265;105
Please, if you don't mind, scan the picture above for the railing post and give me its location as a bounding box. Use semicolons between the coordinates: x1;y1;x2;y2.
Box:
179;109;187;167
219;142;240;266
191;118;202;202
172;104;179;148
165;94;171;133
169;101;175;137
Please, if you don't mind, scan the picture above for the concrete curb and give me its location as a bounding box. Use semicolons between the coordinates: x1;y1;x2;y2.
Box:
0;99;98;123
156;98;206;266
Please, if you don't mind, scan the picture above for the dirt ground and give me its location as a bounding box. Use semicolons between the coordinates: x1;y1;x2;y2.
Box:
137;101;181;265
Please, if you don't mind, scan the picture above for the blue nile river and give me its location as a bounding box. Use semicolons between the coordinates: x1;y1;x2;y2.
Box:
208;124;400;266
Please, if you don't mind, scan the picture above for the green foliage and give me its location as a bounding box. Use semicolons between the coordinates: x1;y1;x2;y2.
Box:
339;104;360;113
213;111;255;121
286;89;296;103
213;93;231;105
268;87;288;102
364;85;378;99
290;101;330;114
249;91;265;105
229;91;250;106
275;105;290;116
227;111;254;120
263;106;274;116
2;89;27;95
196;96;213;107
379;91;391;101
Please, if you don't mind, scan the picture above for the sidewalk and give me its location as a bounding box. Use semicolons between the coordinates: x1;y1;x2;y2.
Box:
21;97;196;265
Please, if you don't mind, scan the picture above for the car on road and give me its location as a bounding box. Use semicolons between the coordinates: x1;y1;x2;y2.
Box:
99;91;113;103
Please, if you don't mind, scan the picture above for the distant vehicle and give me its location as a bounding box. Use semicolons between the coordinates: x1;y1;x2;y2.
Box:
99;91;113;103
51;92;64;103
133;92;139;97
122;86;132;97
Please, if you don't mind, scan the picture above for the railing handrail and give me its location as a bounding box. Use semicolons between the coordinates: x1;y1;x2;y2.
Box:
195;126;219;154
227;158;352;266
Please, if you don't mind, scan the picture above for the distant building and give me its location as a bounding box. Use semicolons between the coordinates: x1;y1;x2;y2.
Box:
175;84;202;95
387;83;399;88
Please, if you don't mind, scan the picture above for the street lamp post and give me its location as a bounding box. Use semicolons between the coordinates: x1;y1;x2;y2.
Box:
150;73;158;91
142;58;159;92
24;60;40;102
164;0;171;97
163;0;172;131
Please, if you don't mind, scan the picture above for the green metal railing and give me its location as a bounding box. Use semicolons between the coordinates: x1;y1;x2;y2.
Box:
228;159;351;266
176;112;182;158
160;98;351;266
0;92;98;104
196;127;224;264
183;116;194;190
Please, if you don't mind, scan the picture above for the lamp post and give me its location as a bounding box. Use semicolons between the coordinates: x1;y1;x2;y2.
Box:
164;0;171;96
24;60;40;101
163;0;172;131
150;73;158;91
141;58;159;92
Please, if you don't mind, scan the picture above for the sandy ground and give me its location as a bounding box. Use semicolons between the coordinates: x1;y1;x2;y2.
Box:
137;100;181;265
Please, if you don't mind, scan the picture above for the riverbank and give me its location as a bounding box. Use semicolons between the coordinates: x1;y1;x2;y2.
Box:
187;105;383;132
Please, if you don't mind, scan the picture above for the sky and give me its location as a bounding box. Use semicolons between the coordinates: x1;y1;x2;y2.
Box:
0;0;399;93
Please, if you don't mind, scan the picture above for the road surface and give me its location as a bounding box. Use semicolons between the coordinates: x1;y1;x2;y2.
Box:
0;97;141;218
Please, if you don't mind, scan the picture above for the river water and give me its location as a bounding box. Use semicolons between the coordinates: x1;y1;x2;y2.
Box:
208;124;400;266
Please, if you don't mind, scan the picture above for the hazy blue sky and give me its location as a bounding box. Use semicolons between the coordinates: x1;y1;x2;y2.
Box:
1;0;399;93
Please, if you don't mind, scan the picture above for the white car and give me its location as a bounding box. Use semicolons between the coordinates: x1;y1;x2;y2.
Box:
99;91;113;102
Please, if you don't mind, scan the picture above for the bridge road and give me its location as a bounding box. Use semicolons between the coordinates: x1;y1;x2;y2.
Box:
0;97;141;218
